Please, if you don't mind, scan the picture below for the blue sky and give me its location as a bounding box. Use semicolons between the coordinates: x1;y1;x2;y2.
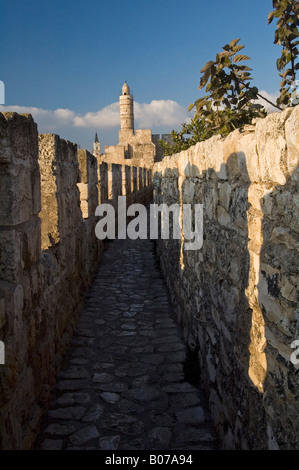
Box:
1;0;280;151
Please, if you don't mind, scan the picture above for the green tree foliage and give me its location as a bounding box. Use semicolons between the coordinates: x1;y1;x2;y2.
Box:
159;40;266;156
268;0;299;107
189;39;266;135
158;118;208;155
159;4;299;157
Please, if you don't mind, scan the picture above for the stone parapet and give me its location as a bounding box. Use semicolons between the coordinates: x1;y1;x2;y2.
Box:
153;107;299;450
0;112;153;449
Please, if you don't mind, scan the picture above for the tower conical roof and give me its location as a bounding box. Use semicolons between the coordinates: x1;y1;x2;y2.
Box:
122;82;130;95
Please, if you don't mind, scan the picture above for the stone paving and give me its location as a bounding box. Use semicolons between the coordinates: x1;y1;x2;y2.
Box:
34;233;219;451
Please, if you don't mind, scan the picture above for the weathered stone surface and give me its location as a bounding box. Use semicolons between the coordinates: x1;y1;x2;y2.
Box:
82;404;104;422
34;223;218;451
153;106;299;450
40;439;63;450
44;423;77;437
48;406;86;420
98;435;121;450
9;106;299;451
69;426;99;446
100;392;120;404
101;414;145;436
148;427;172;447
0;111;159;451
175;407;205;425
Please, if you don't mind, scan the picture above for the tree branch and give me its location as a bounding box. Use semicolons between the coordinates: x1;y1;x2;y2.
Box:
256;92;282;111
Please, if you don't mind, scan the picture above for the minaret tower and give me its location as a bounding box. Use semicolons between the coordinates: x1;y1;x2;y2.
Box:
119;81;134;140
93;132;100;158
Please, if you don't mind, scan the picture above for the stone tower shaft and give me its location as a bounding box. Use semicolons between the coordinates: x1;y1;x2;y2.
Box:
119;81;134;131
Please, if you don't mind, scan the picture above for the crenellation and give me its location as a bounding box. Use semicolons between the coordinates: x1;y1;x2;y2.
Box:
0;110;153;450
153;106;299;450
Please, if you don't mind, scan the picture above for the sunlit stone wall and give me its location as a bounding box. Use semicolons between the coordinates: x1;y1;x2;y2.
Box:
153;107;299;450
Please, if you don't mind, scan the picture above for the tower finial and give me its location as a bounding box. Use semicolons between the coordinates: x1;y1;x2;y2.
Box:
94;132;99;143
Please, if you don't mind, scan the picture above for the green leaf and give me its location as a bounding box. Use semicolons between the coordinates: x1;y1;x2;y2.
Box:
268;10;275;24
198;70;211;90
200;60;215;73
233;54;251;63
229;38;241;48
233;45;245;52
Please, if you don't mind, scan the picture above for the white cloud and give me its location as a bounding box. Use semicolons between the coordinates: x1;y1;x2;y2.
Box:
0;104;76;131
134;100;191;128
0;99;191;134
73;102;120;128
1;92;279;143
253;90;280;113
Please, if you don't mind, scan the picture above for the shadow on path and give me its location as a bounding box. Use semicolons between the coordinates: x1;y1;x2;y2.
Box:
34;226;219;450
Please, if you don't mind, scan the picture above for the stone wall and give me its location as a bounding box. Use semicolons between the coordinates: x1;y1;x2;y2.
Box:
0;112;153;449
104;128;156;168
153;107;299;450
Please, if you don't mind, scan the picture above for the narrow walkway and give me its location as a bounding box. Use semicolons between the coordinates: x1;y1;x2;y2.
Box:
35;234;219;450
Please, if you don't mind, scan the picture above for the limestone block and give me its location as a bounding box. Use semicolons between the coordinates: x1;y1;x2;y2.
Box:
222;130;246;178
0;135;12;163
77;182;88;202
218;182;231;212
0;163;40;226
229;186;249;234
265;325;293;359
181;180;195;204
197;134;225;177
60;162;78;190
77;149;88;184
177;152;191;178
203;181;218;221
279;276;297;303
247;184;270;214
258;270;295;334
217;206;231;227
77;182;89;219
225;152;241;178
0;112;38;164
255;109;292;185
239;134;260;183
247;212;263;247
223;147;251;183
285;105;299;181
21;216;41;267
273;190;299;234
0;296;5;329
0;230;22;283
40;194;59;249
270;227;299;251
12;284;24;336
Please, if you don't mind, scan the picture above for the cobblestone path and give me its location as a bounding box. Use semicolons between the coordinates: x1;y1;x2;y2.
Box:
35;235;219;451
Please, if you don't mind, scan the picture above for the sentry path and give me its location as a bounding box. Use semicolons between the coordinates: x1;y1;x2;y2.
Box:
35;232;219;450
